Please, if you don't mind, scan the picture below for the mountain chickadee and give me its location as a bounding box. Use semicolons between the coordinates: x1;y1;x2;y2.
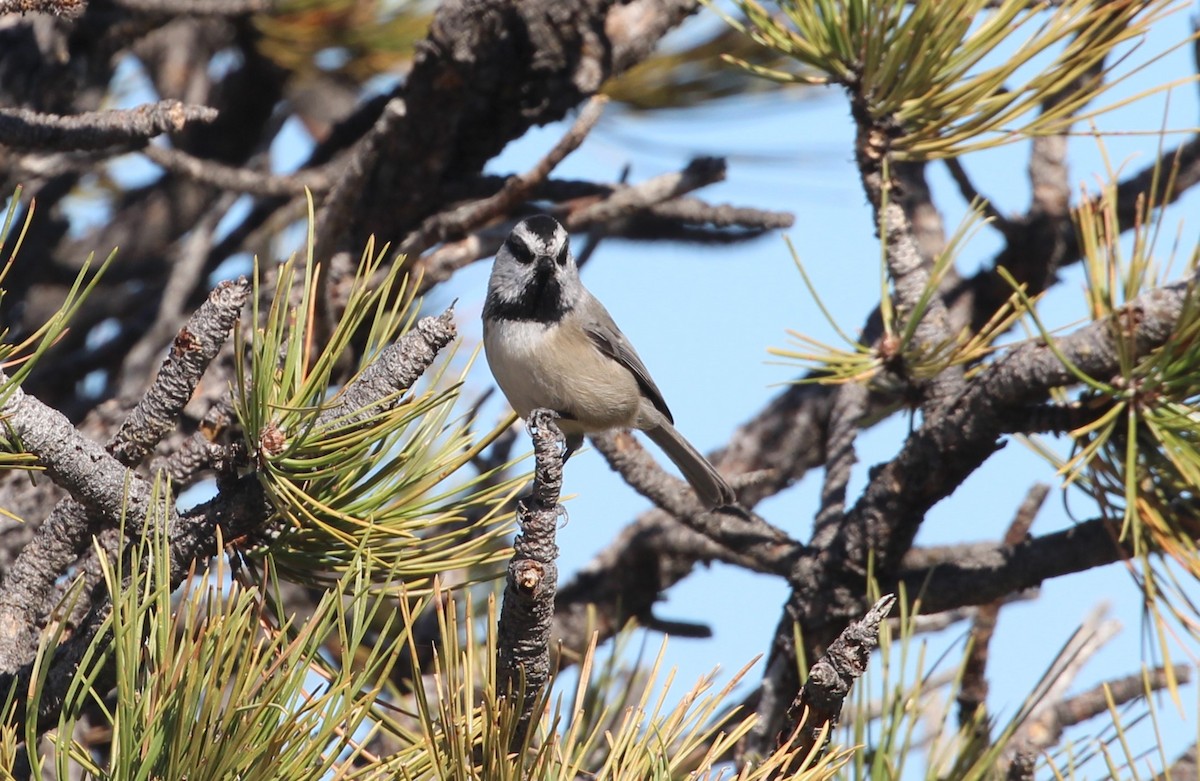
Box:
482;215;736;509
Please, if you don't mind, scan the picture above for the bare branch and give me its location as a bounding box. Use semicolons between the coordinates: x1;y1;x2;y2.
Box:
779;594;895;762
399;96;608;259
112;276;250;464
0;101;217;151
590;430;802;576
314;97;407;256
567;156;727;227
115;196;241;399
810;383;867;549
0;0;83;16
142;144;335;197
1027;665;1191;750
957;484;1050;727
112;0;271;13
497;408;564;750
899;513;1148;615
944;157;1008;229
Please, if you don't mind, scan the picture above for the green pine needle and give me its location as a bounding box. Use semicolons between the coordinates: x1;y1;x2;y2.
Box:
720;0;1194;160
233;200;521;590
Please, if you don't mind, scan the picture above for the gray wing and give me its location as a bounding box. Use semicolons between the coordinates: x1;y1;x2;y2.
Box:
582;297;674;425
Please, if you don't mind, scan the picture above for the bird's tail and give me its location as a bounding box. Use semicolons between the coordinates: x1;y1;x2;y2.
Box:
645;422;737;509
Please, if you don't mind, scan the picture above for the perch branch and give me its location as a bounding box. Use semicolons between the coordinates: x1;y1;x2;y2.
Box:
497;408;564;751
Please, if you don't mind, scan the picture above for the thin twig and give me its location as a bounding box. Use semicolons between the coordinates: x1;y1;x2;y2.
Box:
957;483;1050;728
112;0;271;13
143;145;336;197
1028;664;1191;750
566;156;727;228
810;382;868;549
573;164;631;270
944;157;1008;229
400;96;608;259
591;430;800;576
116;195;240;399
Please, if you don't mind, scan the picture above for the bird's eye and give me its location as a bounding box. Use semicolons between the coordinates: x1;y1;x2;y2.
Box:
555;242;569;266
506;238;535;265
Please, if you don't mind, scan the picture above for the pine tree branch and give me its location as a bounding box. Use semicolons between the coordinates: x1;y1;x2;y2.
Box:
567;156;727;226
899;512;1175;614
956;483;1049;727
142;145;335;197
314;307;457;430
944;157;1008;230
857;149;964;406
349;0;701;246
777;594;895;762
1026;665;1191;751
497;408;563;750
0;279;247;674
745;274;1196;755
551;263;1196;685
399;96;608;259
0;102;217;151
590;429;801;576
6;306;459;736
810;383;867;548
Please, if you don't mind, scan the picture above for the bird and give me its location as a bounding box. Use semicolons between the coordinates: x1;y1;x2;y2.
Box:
482;214;736;509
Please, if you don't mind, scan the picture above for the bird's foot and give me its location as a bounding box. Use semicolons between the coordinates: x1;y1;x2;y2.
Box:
528;408;564;444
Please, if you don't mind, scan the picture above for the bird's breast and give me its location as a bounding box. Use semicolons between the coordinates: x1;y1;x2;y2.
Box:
484;319;640;431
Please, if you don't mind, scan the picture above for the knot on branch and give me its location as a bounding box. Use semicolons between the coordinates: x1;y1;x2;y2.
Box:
512;560;547;595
